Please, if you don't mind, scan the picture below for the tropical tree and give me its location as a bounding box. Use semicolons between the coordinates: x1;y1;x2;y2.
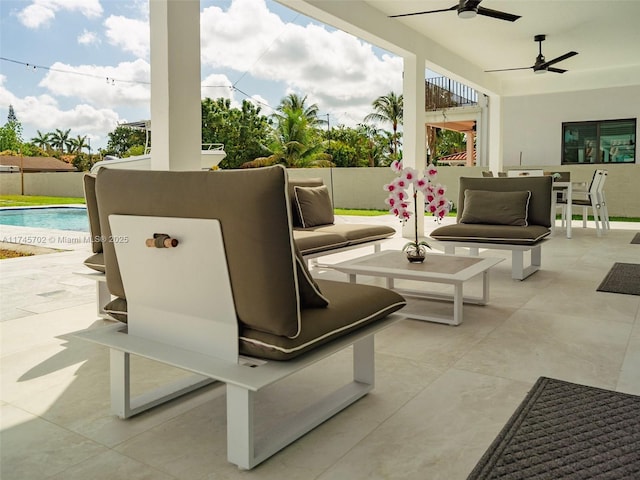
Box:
68;135;89;154
246;101;331;168
49;128;71;154
0;104;24;152
364;92;403;160
104;125;146;157
201;98;270;168
435;129;466;160
322;124;387;168
278;93;324;127
31;130;51;151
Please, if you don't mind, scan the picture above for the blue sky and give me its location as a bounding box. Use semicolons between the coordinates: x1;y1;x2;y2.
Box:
0;0;404;151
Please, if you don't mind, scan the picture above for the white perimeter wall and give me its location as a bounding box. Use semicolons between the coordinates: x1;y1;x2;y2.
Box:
2;163;639;216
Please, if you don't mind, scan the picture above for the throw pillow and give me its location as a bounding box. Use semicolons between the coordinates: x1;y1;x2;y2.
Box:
460;189;531;227
294;185;334;228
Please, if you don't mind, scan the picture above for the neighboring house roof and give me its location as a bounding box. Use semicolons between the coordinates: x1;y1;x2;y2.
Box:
0;155;77;172
437;150;476;166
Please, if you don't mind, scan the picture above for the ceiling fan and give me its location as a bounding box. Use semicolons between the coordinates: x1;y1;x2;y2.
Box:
486;34;579;74
389;0;521;22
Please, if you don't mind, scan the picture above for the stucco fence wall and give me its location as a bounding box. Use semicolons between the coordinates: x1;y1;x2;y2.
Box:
1;165;638;217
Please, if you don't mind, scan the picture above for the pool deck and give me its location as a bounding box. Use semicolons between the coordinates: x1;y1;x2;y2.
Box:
1;215;639;479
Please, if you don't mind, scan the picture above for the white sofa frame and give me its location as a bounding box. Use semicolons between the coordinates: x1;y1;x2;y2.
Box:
434;240;543;281
73;215;401;470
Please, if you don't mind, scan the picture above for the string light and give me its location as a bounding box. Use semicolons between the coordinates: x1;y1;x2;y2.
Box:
2;56;281;112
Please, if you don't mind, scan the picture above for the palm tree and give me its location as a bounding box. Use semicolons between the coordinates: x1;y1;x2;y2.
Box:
68;135;89;154
244;106;332;168
278;93;325;127
31;130;51;152
49;128;71;154
364;92;403;160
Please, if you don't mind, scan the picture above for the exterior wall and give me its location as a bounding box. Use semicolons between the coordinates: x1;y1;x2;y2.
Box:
1;166;639;217
501;85;640;168
0;172;86;197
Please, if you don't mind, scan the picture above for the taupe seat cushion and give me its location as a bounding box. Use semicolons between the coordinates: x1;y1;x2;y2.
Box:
239;279;405;360
294;230;349;255
430;224;551;245
306;224;396;245
83;252;105;273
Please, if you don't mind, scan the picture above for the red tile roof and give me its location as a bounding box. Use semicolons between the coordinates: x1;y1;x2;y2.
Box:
0;155;77;172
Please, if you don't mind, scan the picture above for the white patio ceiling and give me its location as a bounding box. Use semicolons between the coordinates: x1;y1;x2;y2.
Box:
277;1;640;97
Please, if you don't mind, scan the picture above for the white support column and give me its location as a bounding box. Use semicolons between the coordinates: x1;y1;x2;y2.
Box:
486;93;503;174
402;53;427;240
149;0;201;171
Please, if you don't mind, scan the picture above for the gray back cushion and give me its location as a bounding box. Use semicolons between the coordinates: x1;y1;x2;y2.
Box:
96;165;301;338
83;174;102;254
288;177;324;227
457;176;552;228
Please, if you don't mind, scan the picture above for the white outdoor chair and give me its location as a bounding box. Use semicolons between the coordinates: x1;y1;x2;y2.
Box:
559;169;607;236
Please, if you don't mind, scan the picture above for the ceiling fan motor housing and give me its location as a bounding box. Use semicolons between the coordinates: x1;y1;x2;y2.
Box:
458;0;480;18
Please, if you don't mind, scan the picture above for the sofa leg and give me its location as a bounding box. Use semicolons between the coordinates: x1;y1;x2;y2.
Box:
97;279;111;318
511;247;541;280
225;334;376;470
109;349;214;419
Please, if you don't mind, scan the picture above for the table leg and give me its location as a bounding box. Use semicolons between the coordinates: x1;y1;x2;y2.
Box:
452;284;463;326
482;270;490;304
566;183;572;238
349;273;356;284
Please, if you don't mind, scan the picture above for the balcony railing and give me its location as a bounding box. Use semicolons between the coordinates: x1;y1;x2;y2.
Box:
425;77;478;111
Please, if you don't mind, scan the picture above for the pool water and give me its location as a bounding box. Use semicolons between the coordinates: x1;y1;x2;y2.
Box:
0;207;89;232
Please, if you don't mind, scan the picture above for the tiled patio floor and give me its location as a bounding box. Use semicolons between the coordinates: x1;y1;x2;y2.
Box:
1;217;639;479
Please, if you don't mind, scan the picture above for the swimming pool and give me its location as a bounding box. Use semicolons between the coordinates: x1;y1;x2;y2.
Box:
0;207;89;232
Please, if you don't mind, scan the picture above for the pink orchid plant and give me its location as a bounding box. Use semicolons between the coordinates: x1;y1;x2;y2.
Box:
383;160;450;258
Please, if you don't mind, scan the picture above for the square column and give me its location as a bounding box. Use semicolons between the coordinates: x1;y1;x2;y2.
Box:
402;54;427;239
150;0;201;171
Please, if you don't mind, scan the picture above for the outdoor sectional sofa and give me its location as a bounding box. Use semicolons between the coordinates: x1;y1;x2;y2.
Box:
82;175;395;274
81;173;395;318
74;165;406;469
287;177;395;258
430;176;553;280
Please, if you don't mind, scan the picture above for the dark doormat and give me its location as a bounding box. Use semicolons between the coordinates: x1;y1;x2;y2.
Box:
596;262;640;296
467;377;640;480
631;232;640;244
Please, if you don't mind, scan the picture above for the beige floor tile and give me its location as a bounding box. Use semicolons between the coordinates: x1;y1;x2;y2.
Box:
0;404;107;480
48;450;178;480
316;369;531;480
453;308;632;389
617;318;640;395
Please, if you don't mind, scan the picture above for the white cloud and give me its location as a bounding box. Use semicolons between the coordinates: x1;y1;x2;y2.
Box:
78;29;100;46
200;0;402;126
0;75;121;143
201;74;234;102
18;0;103;29
104;15;149;58
38;59;151;108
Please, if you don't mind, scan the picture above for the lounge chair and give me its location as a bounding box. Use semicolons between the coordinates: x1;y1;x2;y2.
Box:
430;176;553;280
73;165;405;469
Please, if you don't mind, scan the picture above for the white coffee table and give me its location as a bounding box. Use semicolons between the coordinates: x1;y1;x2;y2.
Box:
332;250;503;326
